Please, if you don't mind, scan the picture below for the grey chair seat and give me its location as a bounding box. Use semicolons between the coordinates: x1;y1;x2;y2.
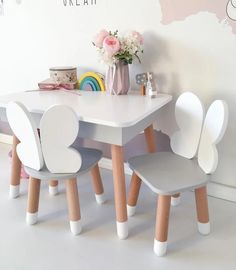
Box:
25;147;102;181
128;152;209;195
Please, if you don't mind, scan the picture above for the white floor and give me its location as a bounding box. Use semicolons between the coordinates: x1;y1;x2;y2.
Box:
0;143;235;270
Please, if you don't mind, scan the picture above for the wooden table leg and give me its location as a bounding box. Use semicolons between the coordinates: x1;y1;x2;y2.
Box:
145;125;180;206
111;145;128;240
171;193;181;206
144;125;157;153
49;180;59;196
9;134;22;198
90;164;106;204
127;124;156;216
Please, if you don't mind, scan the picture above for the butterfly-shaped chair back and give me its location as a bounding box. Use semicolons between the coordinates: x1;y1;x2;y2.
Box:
6;102;82;174
170;92;228;174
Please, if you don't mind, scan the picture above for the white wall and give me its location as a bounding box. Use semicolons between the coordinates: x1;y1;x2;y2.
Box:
1;0;236;191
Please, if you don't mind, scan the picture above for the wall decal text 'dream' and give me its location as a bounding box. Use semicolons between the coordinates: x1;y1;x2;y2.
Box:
63;0;97;7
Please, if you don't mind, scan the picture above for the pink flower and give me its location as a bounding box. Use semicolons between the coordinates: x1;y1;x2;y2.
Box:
131;31;144;45
103;36;120;56
93;29;109;48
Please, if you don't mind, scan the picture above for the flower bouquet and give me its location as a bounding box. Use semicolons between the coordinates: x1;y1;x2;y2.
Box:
93;29;143;94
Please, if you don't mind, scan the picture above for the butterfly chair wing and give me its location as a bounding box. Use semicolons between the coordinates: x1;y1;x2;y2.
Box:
6;101;44;170
198;100;229;174
170;92;204;159
40;105;82;173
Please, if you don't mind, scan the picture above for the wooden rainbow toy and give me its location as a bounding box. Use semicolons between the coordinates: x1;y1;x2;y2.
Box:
78;72;105;91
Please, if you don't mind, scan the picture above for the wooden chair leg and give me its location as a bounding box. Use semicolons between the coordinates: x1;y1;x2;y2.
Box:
171;193;181;206
111;144;128;240
127;173;141;216
65;178;82;235
154;195;171;256
9;135;22;198
90;164;106;204
26;177;41;225
195;186;210;235
49;180;59;196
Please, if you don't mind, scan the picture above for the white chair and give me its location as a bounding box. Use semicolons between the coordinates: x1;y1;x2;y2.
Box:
6;102;105;235
127;92;229;256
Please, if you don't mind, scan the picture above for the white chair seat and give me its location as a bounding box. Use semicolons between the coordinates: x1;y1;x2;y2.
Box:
128;151;209;195
25;147;102;180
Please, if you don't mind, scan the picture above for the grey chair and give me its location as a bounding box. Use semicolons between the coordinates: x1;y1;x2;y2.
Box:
127;92;229;256
6;102;105;235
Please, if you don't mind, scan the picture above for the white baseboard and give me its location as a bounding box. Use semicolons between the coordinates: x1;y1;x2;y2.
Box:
99;157;236;203
208;182;236;203
0;133;12;144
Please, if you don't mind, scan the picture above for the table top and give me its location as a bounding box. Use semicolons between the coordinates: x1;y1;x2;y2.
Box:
0;90;172;128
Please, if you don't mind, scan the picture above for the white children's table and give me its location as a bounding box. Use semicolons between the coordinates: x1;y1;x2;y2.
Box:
0;90;172;239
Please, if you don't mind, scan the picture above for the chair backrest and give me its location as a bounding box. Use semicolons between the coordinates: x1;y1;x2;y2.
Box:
170;92;228;174
197;100;228;174
6;102;82;174
170;92;204;159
